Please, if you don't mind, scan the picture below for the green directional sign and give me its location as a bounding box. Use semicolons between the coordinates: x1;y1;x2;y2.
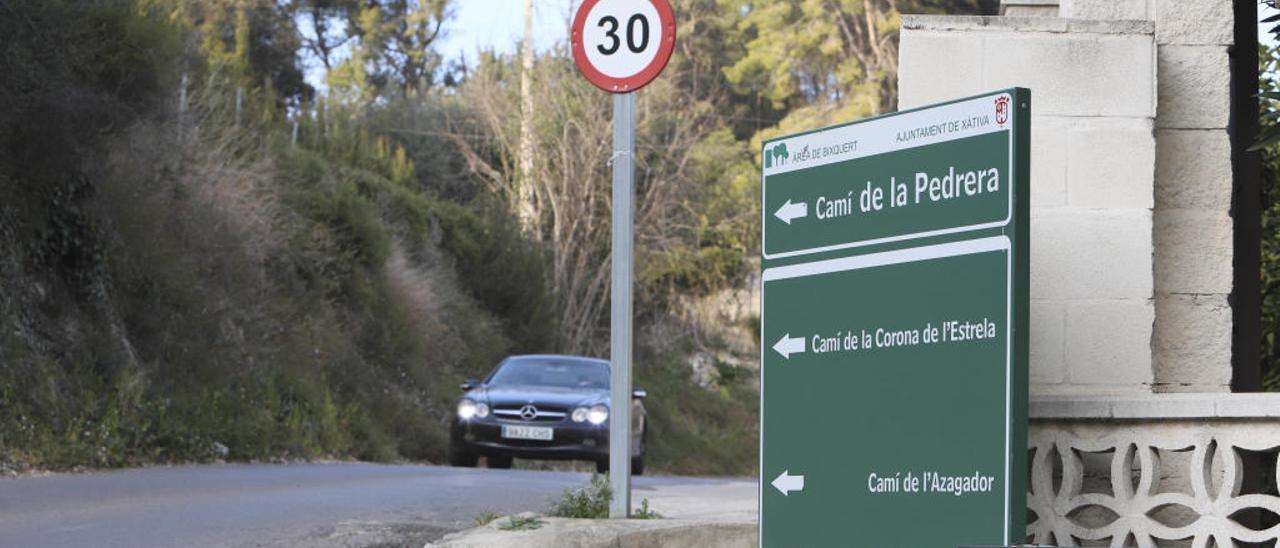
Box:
759;89;1029;547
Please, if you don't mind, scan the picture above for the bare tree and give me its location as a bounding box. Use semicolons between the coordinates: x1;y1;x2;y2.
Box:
449;53;724;353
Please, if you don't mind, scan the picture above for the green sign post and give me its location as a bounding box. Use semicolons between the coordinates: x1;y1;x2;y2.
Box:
759;89;1030;547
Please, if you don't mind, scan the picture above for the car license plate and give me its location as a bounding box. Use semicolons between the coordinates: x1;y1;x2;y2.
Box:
501;425;553;441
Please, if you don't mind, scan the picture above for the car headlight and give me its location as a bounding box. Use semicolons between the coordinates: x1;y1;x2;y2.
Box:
571;407;589;423
587;404;608;425
457;399;478;420
475;402;490;418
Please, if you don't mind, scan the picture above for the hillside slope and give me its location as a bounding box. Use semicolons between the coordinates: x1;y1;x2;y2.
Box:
0;0;760;476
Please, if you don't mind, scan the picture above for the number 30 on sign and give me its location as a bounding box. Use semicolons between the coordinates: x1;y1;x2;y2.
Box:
571;0;676;93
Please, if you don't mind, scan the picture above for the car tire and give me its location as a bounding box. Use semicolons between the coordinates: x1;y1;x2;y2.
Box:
448;445;478;467
487;455;514;469
597;427;647;475
634;425;647;476
594;457;645;475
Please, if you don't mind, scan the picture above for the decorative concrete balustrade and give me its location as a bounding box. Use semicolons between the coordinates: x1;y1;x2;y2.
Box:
1028;395;1280;546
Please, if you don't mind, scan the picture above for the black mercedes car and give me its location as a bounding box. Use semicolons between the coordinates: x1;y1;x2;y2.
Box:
447;354;647;475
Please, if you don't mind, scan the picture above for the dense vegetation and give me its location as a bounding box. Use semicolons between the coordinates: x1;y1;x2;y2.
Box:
1260;42;1280;390
0;0;995;474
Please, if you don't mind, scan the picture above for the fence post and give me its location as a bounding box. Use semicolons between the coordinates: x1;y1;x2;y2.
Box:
178;72;189;140
234;87;243;127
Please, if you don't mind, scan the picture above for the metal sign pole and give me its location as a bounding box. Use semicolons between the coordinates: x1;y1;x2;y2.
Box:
608;91;635;519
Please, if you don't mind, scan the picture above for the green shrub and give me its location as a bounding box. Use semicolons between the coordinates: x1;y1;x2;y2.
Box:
545;476;666;520
498;514;545;531
630;499;663;520
548;474;612;519
473;511;502;527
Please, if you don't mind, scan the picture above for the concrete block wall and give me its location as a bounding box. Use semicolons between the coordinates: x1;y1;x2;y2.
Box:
899;17;1158;395
1061;0;1235;392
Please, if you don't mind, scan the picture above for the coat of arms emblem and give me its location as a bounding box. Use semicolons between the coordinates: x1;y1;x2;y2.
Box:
995;95;1010;126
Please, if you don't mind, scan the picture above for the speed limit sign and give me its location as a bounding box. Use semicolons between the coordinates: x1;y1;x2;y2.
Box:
571;0;676;93
574;0;676;520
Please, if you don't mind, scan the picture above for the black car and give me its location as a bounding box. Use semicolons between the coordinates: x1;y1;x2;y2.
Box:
447;354;647;475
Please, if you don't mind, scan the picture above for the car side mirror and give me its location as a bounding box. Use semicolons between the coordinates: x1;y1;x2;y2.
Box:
632;388;647;399
460;378;480;391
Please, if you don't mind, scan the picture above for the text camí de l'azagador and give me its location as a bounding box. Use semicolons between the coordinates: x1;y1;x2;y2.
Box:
867;470;998;497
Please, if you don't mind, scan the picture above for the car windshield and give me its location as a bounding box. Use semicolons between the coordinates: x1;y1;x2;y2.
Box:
487;358;609;389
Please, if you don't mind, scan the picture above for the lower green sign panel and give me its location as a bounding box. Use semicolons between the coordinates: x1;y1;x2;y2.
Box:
761;237;1012;548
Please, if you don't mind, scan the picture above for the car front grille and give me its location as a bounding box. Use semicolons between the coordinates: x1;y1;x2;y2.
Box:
491;405;568;422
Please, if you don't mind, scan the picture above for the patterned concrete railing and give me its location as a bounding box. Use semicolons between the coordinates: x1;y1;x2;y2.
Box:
1028;395;1280;547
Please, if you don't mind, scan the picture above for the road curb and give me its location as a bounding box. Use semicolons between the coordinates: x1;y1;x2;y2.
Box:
426;513;757;548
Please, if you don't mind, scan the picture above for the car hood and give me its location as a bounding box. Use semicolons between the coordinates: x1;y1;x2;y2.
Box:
471;385;608;409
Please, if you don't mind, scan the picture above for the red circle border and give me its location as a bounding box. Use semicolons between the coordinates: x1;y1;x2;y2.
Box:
571;0;677;94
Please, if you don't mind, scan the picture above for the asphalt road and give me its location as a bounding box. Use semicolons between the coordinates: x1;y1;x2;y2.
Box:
0;463;756;548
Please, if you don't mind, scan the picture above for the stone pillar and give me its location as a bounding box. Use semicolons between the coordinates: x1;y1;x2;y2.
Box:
906;1;1238;395
900;17;1159;395
1000;0;1059;17
1061;0;1235;392
1059;0;1146;19
1150;1;1235;393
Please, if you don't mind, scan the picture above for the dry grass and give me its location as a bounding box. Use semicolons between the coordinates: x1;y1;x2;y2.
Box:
383;240;443;334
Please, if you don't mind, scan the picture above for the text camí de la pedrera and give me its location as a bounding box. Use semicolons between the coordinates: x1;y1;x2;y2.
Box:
814;166;1000;220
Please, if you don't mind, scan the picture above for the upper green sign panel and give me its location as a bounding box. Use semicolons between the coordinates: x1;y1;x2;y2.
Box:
763;91;1016;260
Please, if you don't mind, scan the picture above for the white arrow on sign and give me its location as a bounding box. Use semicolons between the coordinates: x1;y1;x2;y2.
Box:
773;199;808;225
772;333;806;360
772;470;805;496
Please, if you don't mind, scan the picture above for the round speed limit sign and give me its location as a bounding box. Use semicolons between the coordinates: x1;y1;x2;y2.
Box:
571;0;676;93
